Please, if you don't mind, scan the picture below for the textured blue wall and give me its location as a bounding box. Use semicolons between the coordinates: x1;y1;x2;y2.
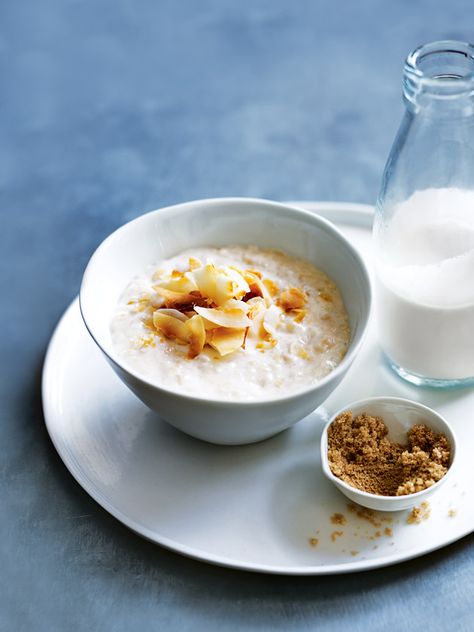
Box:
1;1;473;630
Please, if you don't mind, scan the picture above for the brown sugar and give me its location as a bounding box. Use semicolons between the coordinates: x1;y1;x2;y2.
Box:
407;502;431;524
327;411;450;496
346;503;392;527
331;530;344;542
308;537;319;547
330;512;347;526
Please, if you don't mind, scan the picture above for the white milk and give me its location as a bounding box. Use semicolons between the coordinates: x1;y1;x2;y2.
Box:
376;188;474;379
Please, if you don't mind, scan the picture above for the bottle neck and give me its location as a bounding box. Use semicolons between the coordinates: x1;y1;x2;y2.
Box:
403;41;474;117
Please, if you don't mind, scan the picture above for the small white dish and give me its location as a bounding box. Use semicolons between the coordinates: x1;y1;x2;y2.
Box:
80;197;371;445
321;396;457;511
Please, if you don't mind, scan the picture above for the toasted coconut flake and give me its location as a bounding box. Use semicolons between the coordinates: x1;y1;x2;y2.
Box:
154;286;193;302
186;314;206;359
192;264;219;303
207;327;246;356
246;296;266;318
228;265;245;275
244;297;267;349
214;274;236;305
244;271;272;307
156;308;189;322
263;278;279;297
153;286;202;309
192;264;249;305
156;273;198;294
222;298;250;313
153;310;190;343
279;287;307;311
188;256;202;270
194;305;251;329
220;267;250;302
292;308;307;323
142;315;156;331
193;265;250;306
263;304;282;339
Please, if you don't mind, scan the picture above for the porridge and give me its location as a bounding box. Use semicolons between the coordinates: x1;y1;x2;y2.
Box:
110;246;350;401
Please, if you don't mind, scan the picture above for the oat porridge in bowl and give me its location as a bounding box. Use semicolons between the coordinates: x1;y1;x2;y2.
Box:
80;198;371;444
111;246;350;401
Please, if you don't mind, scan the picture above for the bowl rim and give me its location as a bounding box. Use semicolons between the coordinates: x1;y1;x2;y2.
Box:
79;196;372;406
320;395;457;503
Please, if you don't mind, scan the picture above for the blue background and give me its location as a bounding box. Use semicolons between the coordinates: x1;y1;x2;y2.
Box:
1;1;473;630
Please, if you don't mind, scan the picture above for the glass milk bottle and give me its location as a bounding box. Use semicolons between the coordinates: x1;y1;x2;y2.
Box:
374;41;474;388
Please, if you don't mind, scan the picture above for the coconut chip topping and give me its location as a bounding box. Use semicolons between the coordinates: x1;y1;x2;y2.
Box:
131;257;309;359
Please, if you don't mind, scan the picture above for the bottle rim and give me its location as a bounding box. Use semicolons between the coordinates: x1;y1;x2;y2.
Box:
404;40;474;102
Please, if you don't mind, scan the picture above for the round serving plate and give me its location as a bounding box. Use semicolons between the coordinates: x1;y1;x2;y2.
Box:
42;201;474;575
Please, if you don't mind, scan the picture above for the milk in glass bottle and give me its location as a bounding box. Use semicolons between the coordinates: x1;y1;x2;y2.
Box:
374;41;474;387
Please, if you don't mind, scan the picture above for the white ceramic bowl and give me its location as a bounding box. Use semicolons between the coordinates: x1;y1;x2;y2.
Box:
80;197;371;445
321;396;457;511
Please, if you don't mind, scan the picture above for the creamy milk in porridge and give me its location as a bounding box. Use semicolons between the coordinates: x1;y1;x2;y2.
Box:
110;246;350;401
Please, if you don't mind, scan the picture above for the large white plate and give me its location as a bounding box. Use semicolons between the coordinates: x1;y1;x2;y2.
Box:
42;202;474;575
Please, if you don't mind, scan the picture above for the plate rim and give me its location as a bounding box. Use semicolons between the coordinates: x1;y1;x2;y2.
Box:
42;201;474;575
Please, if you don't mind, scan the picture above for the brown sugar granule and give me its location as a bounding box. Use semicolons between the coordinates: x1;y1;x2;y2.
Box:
309;537;319;547
331;530;344;542
330;512;347;526
346;503;390;528
384;527;393;537
407;502;431;524
350;550;359;557
327;411;450;496
448;509;457;518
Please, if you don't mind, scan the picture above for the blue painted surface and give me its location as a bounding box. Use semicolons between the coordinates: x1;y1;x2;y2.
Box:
1;1;473;630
